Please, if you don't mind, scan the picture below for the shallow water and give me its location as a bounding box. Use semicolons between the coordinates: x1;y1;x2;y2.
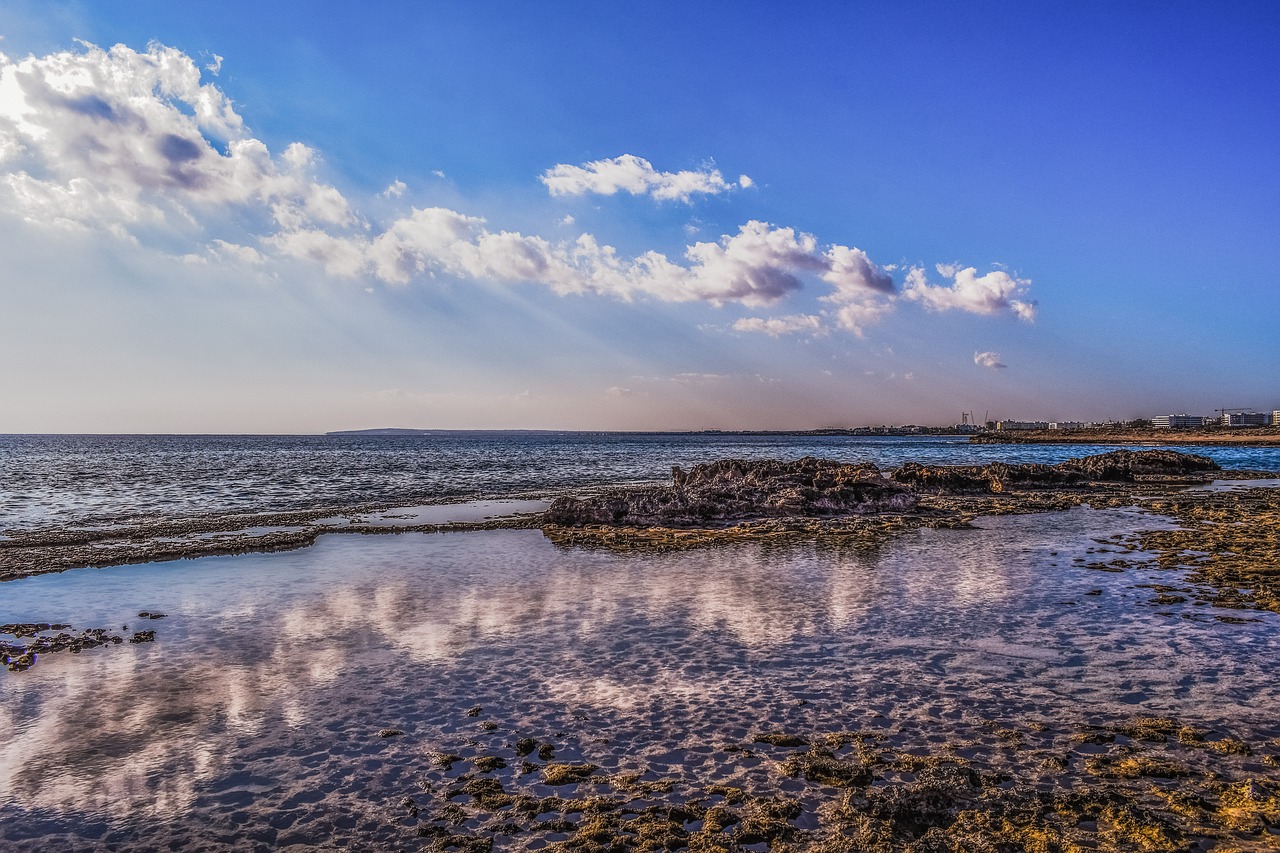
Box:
2;506;1277;849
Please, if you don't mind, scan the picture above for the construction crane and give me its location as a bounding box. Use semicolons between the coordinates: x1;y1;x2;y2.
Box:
1216;406;1258;427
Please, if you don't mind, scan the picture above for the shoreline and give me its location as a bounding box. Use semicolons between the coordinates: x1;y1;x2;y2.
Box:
5;456;1280;851
5;450;1279;622
971;428;1280;446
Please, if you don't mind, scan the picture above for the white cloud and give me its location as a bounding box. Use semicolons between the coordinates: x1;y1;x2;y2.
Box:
540;154;747;202
733;314;824;337
559;214;574;226
0;41;1039;338
204;53;223;75
738;174;754;189
209;239;265;265
974;350;1008;369
904;265;1037;321
827;300;893;336
284;213;896;310
0;41;351;234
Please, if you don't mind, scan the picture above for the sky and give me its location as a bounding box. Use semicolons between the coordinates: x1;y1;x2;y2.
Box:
1;1;1277;433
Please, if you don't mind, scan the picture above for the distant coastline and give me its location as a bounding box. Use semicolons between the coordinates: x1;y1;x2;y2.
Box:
971;427;1280;447
324;427;975;437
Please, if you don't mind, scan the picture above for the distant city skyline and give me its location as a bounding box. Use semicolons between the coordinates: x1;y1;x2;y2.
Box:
1;2;1278;433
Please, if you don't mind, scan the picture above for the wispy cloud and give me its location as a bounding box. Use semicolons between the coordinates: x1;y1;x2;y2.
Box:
540;154;749;202
974;350;1008;369
733;314;825;337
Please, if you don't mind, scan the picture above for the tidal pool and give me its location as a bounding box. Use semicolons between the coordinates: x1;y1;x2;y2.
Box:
1;506;1277;850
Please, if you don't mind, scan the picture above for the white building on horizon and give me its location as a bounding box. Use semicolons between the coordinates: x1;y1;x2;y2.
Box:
1222;412;1268;427
1152;414;1207;429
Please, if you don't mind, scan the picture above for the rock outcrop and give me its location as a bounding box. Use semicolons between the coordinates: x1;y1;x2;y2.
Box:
890;462;1084;494
544;450;1225;529
545;457;917;528
1056;449;1220;481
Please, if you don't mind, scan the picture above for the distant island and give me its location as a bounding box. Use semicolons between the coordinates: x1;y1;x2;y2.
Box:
324;425;1280;447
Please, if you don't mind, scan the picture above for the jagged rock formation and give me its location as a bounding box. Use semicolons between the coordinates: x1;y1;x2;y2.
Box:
1057;448;1220;481
544;450;1224;528
890;462;1083;493
545;457;917;528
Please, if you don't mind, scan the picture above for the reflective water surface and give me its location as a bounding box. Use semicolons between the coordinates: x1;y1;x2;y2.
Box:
2;507;1278;849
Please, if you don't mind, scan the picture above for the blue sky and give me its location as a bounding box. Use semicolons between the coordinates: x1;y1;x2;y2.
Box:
1;1;1277;432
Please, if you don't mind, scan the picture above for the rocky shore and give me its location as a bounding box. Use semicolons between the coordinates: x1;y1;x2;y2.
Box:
545;450;1221;529
0;504;546;582
392;708;1280;853
4;450;1277;624
543;450;1280;620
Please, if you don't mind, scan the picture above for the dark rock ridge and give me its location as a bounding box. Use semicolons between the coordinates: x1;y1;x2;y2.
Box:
545;457;917;528
545;450;1222;528
890;461;1083;493
1057;448;1220;481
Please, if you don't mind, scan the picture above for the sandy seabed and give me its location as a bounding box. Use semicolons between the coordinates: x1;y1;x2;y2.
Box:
2;504;1279;851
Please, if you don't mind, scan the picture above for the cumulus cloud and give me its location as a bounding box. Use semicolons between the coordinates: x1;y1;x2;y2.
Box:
974;351;1008;369
0;41;1038;337
904;264;1036;321
733;314;824;337
540;154;748;202
278;212;898;310
0;41;351;234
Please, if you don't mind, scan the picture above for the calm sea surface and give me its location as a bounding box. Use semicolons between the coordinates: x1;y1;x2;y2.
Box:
2;432;1277;534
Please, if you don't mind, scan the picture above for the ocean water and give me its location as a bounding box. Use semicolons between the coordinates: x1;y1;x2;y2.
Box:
2;432;1277;535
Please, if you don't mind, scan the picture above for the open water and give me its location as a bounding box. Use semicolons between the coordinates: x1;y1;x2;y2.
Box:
2;432;1277;535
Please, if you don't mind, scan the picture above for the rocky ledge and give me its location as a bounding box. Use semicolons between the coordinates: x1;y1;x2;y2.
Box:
545;449;1221;527
546;457;917;527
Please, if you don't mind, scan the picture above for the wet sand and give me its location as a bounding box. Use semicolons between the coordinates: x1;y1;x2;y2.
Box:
2;504;1279;850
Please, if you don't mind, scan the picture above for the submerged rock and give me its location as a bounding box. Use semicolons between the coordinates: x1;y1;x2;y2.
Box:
546;457;917;527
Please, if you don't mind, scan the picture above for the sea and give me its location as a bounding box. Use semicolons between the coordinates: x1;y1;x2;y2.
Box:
2;433;1279;850
2;432;1277;536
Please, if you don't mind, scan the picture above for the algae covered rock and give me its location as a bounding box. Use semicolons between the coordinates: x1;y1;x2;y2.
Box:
546;457;917;528
890;461;1083;494
1057;448;1219;481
